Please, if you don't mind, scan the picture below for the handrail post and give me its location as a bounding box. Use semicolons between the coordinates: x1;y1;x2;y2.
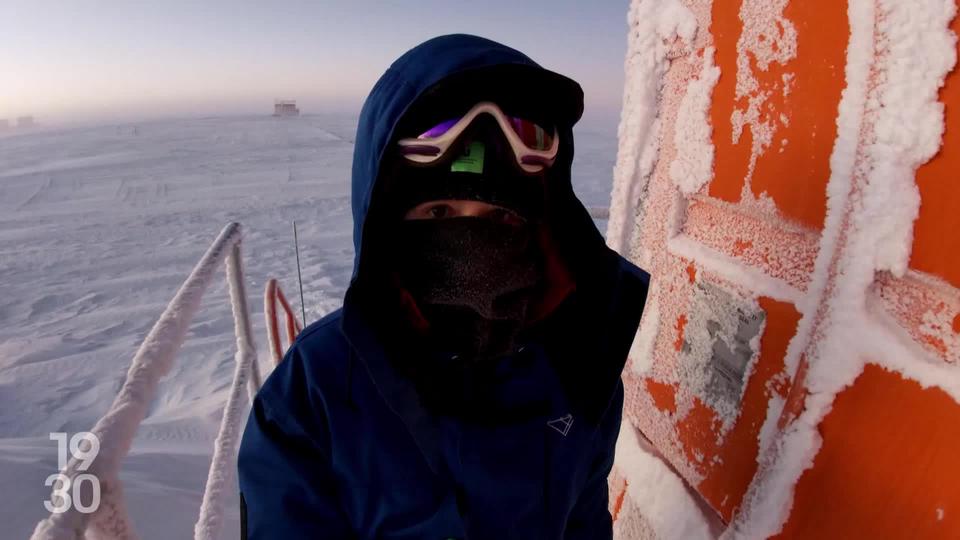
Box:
30;223;250;540
194;240;262;540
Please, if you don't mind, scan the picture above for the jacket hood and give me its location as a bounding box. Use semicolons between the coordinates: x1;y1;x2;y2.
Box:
348;33;610;285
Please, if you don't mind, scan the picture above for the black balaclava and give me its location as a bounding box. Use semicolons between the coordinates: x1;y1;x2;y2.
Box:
386;112;548;367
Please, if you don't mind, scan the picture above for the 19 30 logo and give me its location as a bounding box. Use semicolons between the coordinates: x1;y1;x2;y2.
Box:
45;432;101;514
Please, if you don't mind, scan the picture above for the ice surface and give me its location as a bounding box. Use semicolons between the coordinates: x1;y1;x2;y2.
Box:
606;0;697;255
612;422;718;540
669;234;803;305
670;47;720;196
0;116;357;539
730;0;797;203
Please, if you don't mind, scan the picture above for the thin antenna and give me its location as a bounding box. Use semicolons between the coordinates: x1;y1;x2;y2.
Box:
293;221;307;326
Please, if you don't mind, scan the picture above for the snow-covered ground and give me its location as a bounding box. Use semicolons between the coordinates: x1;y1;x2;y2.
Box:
0;114;617;539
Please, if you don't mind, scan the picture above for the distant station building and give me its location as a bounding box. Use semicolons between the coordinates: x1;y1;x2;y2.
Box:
17;116;35;128
273;100;300;117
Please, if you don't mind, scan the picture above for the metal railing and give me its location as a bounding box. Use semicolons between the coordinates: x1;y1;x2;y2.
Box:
31;222;262;540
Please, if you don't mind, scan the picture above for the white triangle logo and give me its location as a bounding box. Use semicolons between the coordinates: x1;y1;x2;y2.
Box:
547;414;574;436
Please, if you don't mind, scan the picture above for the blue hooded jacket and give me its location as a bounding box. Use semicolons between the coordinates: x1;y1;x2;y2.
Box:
238;34;650;539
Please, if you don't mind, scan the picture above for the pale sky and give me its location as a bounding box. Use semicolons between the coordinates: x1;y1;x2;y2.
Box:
1;0;630;127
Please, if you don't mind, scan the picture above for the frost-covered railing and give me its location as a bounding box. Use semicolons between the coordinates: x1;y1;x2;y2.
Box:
586;206;611;220
31;222;263;540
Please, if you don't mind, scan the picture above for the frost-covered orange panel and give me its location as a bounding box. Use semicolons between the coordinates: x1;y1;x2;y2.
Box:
873;273;960;366
777;364;960;538
673;297;799;521
708;0;848;230
682;198;820;291
610;0;960;536
911;14;960;288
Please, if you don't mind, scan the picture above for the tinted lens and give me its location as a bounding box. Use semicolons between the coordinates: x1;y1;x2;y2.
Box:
417;113;553;151
507;117;554;151
418;118;459;139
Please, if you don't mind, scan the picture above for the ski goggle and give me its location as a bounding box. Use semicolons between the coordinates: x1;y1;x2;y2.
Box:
397;101;559;174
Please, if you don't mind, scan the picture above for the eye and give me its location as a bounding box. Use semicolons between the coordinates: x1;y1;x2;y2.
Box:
486;207;525;226
404;202;457;220
426;204;451;219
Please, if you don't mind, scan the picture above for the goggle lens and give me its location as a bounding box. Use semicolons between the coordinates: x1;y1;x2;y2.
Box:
417;115;554;151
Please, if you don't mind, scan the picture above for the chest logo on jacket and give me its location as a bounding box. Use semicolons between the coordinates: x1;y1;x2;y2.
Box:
547;413;574;436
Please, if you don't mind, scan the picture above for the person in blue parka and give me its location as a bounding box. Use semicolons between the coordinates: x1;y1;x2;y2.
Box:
238;34;650;539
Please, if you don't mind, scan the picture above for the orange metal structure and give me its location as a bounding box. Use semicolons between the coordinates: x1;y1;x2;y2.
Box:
264;278;303;365
609;0;959;537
